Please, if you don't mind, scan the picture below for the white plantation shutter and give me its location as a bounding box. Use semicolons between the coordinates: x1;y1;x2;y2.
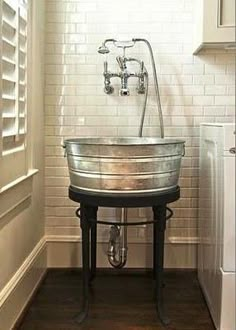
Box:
0;0;28;188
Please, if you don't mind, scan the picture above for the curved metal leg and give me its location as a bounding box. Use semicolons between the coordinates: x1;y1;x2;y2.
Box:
153;205;170;326
90;207;98;283
153;220;157;279
75;204;90;324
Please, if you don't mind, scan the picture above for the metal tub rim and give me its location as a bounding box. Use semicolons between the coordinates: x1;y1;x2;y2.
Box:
63;137;185;146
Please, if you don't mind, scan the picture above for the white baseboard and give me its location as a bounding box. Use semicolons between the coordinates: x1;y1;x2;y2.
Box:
0;237;47;330
46;235;197;269
0;234;196;330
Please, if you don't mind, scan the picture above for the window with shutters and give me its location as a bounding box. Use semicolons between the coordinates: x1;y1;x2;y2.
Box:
0;0;29;189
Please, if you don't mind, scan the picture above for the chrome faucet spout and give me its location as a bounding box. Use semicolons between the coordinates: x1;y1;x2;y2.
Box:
116;56;126;70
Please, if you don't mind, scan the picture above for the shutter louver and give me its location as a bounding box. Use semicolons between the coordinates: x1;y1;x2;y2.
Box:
1;0;27;153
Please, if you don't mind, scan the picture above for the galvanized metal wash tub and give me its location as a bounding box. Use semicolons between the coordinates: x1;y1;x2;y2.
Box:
63;137;185;194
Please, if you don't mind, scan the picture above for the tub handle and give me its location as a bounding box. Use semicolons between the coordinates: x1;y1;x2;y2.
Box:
229;147;236;154
62;144;67;157
182;144;185;157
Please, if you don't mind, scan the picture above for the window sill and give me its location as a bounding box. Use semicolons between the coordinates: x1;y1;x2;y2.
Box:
0;169;39;220
0;169;38;194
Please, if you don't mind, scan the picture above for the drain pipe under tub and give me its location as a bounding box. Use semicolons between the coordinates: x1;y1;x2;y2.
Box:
107;208;128;268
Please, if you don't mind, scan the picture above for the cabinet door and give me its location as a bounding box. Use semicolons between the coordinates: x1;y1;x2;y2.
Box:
219;0;235;27
198;125;224;329
204;0;235;44
193;0;235;54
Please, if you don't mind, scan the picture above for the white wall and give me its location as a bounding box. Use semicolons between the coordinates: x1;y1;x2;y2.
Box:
0;1;46;329
44;0;235;268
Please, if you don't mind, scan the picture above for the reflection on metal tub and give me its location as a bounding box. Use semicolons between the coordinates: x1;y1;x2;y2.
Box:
63;137;185;194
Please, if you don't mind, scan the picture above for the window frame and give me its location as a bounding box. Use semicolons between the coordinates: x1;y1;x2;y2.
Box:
0;0;30;190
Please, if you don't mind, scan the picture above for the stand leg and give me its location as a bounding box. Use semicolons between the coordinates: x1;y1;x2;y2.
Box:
153;205;170;326
153;221;157;279
75;204;90;324
90;207;98;283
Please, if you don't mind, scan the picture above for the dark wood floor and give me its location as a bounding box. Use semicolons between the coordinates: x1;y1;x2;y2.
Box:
17;269;215;330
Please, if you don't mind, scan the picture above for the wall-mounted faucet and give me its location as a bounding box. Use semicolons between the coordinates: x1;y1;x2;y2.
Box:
98;37;164;137
98;39;147;96
102;56;146;96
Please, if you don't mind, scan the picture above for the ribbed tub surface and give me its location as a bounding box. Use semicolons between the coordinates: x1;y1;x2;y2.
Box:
64;137;185;194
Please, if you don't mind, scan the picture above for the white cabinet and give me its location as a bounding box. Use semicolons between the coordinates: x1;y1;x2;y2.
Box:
193;0;236;54
199;123;235;330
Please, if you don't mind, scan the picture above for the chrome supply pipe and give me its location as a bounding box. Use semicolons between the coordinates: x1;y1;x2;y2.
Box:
138;71;148;137
97;38;165;268
106;67;148;267
133;38;164;138
105;56;148;267
121;56;149;137
108;208;128;268
98;38;130;268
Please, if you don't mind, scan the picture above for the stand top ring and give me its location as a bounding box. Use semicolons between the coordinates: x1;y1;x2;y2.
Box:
69;186;180;208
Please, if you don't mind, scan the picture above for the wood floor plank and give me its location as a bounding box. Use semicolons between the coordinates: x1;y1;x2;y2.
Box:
16;270;215;330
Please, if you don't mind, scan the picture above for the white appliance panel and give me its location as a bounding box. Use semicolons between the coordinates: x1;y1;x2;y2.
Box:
220;270;236;330
223;155;235;272
199;123;235;330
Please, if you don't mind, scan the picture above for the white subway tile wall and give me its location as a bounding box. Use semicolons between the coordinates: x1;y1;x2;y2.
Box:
45;0;235;247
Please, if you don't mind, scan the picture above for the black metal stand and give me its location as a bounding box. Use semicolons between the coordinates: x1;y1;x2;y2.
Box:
69;186;180;326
